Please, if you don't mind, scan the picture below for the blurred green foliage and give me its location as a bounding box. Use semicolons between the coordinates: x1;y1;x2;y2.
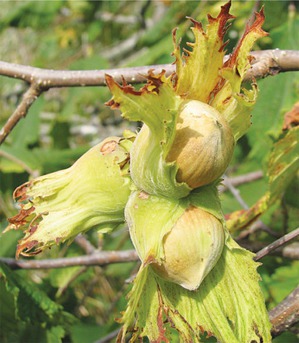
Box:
0;1;298;342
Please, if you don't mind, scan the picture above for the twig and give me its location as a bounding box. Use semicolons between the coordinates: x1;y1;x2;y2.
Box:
281;242;299;260
0;250;139;270
75;234;97;254
222;175;249;209
94;328;120;343
0;84;42;144
247;0;262;28
236;240;299;260
0;50;298;88
1;238;298;272
254;227;299;261
237;220;281;240
248;50;299;79
223;174;276;237
219;170;263;193
269;286;299;337
56;266;88;298
0;149;39;177
0;49;298;145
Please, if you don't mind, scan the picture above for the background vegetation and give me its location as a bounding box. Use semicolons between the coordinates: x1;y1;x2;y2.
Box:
0;1;298;342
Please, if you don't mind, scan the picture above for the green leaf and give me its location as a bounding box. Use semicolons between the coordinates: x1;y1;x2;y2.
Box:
10;96;44;148
119;236;271;343
45;326;66;343
49;265;82;298
248;73;299;164
0;278;20;335
70;324;109;343
268;127;299;200
0;145;87;173
248;11;299;163
0;229;22;257
0;263;76;328
261;262;299;308
227;126;299;232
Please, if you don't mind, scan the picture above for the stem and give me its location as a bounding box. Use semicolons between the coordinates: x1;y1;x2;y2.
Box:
0;250;139;270
269;286;299;337
0;50;298;88
254;227;299;261
1;49;298;145
0;84;42;144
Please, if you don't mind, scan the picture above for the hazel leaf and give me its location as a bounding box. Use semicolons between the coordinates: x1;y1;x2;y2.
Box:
227;126;299;232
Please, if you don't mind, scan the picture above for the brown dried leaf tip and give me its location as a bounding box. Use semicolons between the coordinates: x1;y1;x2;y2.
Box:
283;102;299;130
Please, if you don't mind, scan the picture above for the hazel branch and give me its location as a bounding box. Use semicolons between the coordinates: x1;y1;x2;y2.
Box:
1;228;298;272
0;249;297;338
219;170;263;193
254;227;299;261
0;50;298;88
0;250;139;270
0;149;39;177
269;286;299;337
223;174;277;237
0;49;298;145
0;84;42;144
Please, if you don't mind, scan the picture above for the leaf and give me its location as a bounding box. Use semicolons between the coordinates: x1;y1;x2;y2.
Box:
46;326;66;343
49;265;82;298
248;73;299;163
70;324;109;343
9;96;44;148
0;145;87;174
226;126;299;232
0;279;19;334
0;229;22;257
248;11;299;163
0;263;75;328
118;236;271;343
266;263;299;306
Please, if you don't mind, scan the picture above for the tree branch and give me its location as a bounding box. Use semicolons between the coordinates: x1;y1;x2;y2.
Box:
219;170;264;193
0;233;298;338
0;149;39;177
254;227;299;261
0;250;139;270
0;49;298;145
0;84;42;144
1;231;298;271
0;50;298;88
269;286;299;337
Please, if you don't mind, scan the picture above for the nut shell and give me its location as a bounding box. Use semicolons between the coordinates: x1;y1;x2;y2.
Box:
167;100;235;188
152;205;225;290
